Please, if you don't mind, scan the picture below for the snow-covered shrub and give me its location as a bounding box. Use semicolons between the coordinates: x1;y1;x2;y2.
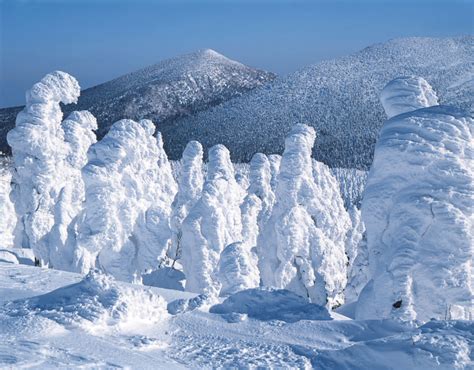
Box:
74;119;172;281
181;144;244;295
356;77;473;322
49;111;97;270
168;141;204;263
257;124;349;308
7;71;80;264
218;242;260;297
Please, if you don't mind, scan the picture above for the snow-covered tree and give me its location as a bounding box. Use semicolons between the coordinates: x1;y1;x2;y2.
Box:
181;144;243;296
267;154;281;191
356;77;473;322
49;111;97;270
155;131;178;205
168;141;204;263
74;119;172;281
257;124;349;307
218;242;260;297
343;206;368;303
7;71;80;265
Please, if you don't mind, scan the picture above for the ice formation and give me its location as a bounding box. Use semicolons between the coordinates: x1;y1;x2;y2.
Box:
218;242;260;297
74;119;172;281
49;111;97;270
7;71;80;264
0;160;15;248
168;141;204;263
181;144;244;295
356;78;473;322
257;124;349;307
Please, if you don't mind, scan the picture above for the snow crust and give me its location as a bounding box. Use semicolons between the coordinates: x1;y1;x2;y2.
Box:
357;79;473;322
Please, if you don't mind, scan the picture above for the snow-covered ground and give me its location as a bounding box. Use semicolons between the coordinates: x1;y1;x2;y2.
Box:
1;262;472;369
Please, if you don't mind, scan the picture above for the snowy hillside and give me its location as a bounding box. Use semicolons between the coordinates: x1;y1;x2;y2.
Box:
165;36;473;168
0;49;275;154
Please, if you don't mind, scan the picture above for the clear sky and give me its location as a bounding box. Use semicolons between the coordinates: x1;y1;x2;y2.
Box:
0;0;472;107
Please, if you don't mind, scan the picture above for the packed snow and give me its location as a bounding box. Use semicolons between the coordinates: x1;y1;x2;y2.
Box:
0;61;472;368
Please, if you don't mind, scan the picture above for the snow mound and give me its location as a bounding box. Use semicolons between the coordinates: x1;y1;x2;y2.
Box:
317;320;474;370
3;270;168;333
210;288;331;323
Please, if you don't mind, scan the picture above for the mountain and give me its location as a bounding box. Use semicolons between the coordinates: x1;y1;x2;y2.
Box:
161;36;473;169
0;49;275;154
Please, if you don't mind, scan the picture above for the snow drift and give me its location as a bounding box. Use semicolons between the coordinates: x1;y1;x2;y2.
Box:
357;77;474;322
3;270;168;333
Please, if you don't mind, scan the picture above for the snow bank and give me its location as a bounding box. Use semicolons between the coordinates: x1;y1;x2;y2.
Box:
380;76;438;119
7;71;80;264
4;270;168;333
210;288;331;323
357;78;473;322
258;124;349;307
169;141;204;263
181;144;244;295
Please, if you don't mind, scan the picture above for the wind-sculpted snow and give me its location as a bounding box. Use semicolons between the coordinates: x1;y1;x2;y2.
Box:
218;242;260;297
7;71;80;264
3;270;168;333
210;288;331;323
169;141;204;262
49;111;97;270
258;124;350;307
380;76;439;118
165;36;473;168
181;144;244;296
74;119;174;281
357;79;474;322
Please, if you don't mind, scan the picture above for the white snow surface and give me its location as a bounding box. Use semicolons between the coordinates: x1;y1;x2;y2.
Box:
357;82;473;322
1;262;472;369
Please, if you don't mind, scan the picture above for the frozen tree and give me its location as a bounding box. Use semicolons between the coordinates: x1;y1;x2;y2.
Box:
49;111;97;270
7;71;80;265
181;144;243;296
74;119;171;281
0;158;15;248
168;141;204;263
257;124;349;308
267;154;281;191
343;206;368;303
240;194;262;249
218;242;260;297
247;153;275;227
356;77;473;322
155;131;178;205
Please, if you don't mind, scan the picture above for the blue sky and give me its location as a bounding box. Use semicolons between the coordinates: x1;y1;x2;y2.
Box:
0;0;472;107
